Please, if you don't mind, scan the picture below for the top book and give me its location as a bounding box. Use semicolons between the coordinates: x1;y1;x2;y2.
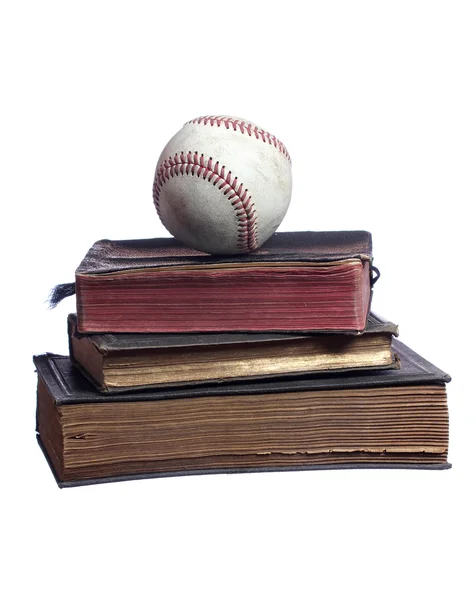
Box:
71;231;376;334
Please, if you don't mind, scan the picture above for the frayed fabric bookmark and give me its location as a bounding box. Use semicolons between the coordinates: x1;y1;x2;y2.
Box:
48;283;76;308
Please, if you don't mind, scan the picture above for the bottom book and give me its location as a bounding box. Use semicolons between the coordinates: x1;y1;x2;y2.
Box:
34;339;451;487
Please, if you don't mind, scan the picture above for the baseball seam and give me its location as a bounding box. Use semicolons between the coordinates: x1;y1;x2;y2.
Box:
153;151;258;253
186;116;291;163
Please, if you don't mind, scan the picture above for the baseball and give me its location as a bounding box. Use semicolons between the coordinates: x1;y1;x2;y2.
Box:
152;115;292;255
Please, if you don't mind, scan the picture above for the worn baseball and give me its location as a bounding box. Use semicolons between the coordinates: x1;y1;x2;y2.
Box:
152;115;292;255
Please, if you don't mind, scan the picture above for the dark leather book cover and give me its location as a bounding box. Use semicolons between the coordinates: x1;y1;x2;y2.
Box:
35;339;450;407
69;311;396;352
67;312;400;393
76;230;374;274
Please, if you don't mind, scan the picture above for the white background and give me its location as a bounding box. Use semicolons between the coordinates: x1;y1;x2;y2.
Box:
1;1;475;598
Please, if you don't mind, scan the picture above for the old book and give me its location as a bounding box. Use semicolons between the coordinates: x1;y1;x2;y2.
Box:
34;339;450;487
66;231;377;333
68;312;399;393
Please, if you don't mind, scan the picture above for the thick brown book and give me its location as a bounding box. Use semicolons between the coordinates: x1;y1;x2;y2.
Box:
69;231;376;334
68;312;399;393
34;339;450;487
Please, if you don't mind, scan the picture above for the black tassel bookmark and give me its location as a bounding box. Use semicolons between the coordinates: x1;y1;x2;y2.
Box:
48;282;76;308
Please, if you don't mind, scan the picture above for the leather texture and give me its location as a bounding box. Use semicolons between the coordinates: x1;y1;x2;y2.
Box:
68;312;398;352
33;338;451;407
76;230;373;274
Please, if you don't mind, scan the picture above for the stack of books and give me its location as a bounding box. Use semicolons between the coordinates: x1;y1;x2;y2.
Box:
34;231;451;487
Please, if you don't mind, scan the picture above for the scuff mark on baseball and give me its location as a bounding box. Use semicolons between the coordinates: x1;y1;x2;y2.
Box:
152;115;292;255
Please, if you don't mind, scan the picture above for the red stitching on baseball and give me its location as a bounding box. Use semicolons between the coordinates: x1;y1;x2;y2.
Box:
186;116;291;163
153;152;258;253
